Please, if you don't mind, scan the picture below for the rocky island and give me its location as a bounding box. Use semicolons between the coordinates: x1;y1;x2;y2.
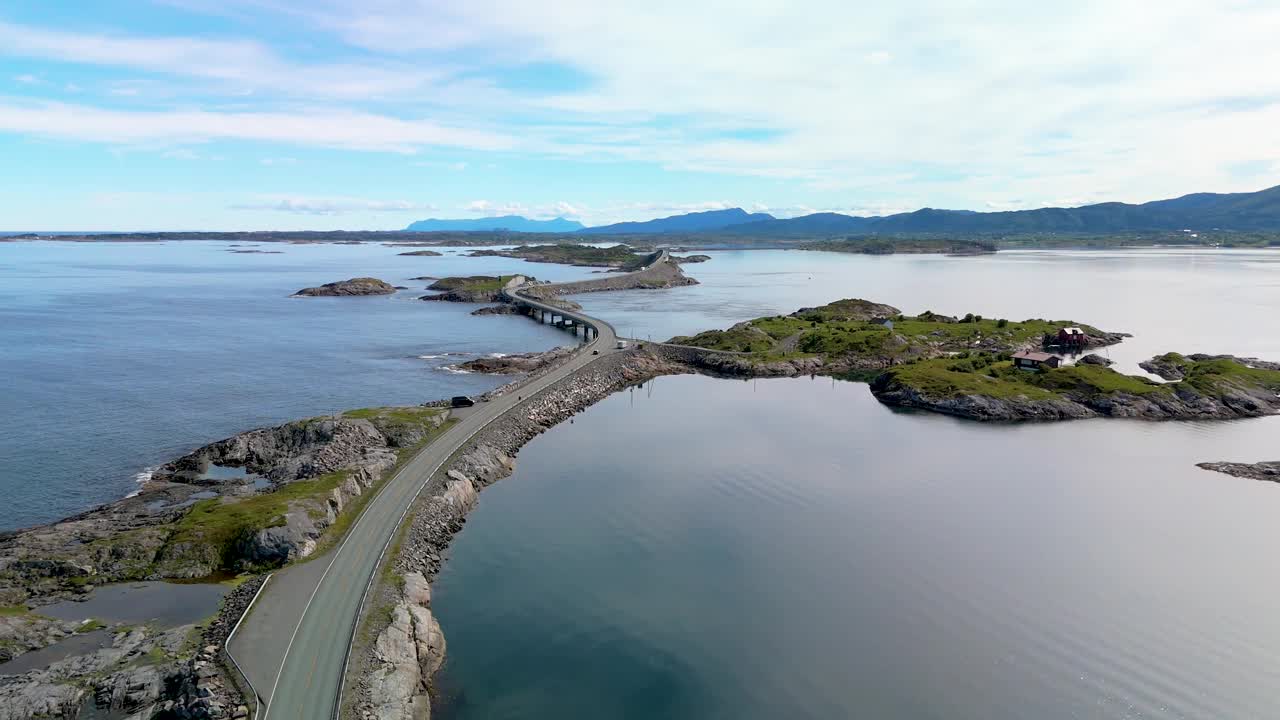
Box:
667;298;1280;421
293;277;397;296
467;243;648;268
450;347;575;374
398;250;443;256
419;275;532;303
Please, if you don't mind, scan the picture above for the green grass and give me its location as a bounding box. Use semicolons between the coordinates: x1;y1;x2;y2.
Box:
880;353;1280;406
1030;364;1164;395
669;300;1107;364
1180;357;1280;395
670;324;774;353
881;359;1059;400
428;275;519;292
0;605;29;616
167;469;353;568
749;316;812;341
76;619;106;633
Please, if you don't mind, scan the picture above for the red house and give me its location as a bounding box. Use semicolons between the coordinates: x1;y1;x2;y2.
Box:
1012;351;1061;370
1057;327;1087;349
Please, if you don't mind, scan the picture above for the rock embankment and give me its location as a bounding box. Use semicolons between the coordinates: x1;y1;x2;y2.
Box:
450;346;575;375
351;347;690;719
364;572;445;720
294;277;397;296
1197;460;1280;482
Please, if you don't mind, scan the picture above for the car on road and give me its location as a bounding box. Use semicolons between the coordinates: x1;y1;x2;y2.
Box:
592;349;599;355
616;340;629;350
450;396;475;408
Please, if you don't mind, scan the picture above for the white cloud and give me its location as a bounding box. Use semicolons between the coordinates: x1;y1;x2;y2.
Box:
0;100;515;153
13;74;39;85
232;195;438;214
259;157;298;166
238;0;1280;204
0;20;447;100
6;1;1280;213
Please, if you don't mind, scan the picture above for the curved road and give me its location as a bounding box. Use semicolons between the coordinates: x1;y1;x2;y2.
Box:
251;280;619;719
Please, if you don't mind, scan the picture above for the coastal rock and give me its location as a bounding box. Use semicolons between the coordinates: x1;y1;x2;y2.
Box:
869;374;1097;421
869;353;1280;422
1078;353;1114;366
398;250;442;256
470;304;522;316
1144;353;1280;380
451;346;575;375
420;275;531;303
673;254;711;263
1196;460;1280;481
365;571;440;720
0;624;226;720
294;277;397;297
0;614;80;663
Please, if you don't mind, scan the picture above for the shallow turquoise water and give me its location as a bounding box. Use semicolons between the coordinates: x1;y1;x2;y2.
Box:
433;374;1280;720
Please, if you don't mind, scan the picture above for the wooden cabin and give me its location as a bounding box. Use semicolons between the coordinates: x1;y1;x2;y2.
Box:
1012;350;1060;370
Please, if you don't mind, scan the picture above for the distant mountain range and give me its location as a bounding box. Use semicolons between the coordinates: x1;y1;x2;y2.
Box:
577;207;775;234
402;185;1280;237
722;184;1280;236
405;215;584;232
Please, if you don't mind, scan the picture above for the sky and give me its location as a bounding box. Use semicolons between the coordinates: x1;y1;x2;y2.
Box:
2;0;1279;231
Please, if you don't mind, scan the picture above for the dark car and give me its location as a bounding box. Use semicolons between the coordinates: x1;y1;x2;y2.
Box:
450;396;475;408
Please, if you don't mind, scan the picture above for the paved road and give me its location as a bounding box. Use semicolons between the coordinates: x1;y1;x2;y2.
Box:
249;281;619;720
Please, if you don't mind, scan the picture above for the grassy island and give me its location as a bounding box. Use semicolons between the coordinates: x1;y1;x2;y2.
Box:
469;243;654;269
668;298;1280;422
670;298;1118;370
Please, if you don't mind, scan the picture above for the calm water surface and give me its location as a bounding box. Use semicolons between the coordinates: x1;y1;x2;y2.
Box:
433;375;1280;720
4;242;1279;716
577;248;1280;376
0;241;591;529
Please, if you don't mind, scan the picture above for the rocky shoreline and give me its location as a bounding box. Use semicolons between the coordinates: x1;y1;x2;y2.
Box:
449;346;575;374
0;404;453;719
1197;460;1280;481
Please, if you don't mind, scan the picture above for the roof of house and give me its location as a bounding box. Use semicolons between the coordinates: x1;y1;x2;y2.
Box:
1012;351;1055;362
1060;326;1085;334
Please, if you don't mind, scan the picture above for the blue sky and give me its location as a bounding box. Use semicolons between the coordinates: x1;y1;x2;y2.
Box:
2;0;1279;230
